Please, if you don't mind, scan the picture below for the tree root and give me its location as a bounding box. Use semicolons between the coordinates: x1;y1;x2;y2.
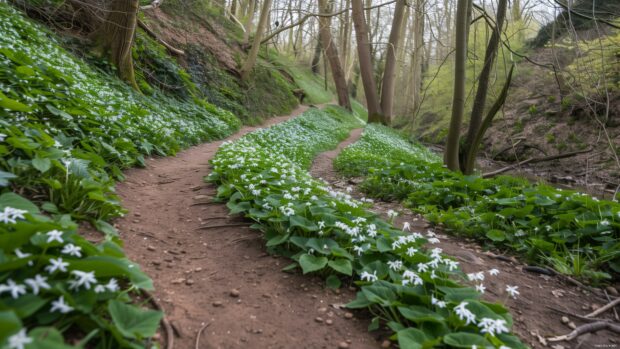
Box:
197;223;251;230
547;321;620;342
195;322;211;349
142;290;175;349
482;147;593;178
137;19;185;56
586;297;620;318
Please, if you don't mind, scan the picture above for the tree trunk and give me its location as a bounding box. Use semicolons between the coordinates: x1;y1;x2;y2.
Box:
94;0;140;90
243;0;257;44
379;0;406;123
410;0;425;117
240;0;272;80
461;0;509;174
352;0;383;123
318;0;352;110
311;39;322;74
512;0;522;21
444;0;472;171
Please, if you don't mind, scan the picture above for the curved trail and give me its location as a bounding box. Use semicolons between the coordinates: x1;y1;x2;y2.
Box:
311;129;617;349
116;107;377;349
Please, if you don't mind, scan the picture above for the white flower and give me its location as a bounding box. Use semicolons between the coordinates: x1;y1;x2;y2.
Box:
478;318;509;336
488;268;500;276
360;270;378;282
475;284;486;294
318;221;325;229
406;247;418;257
61;243;82;257
279;206;295;216
387;209;398;218
417;263;429;273
14;249;31;259
7;329;32;349
50;296;73;314
506;285;519;299
0;207;28;224
24;274;50;295
387;260;403;271
428;237;440;244
0;133;6;142
600;219;610;226
0;279;27;299
431;296;446;308
45;257;69;274
46;229;64;243
454;301;476;325
467;272;485;282
69;270;97;290
403;222;411;231
402;270;423;286
105;278;119;292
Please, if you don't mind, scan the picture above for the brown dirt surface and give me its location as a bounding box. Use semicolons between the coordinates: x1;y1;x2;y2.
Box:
310;129;620;349
115;107;380;349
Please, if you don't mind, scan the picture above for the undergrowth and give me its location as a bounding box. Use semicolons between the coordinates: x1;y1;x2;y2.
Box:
209;107;526;348
336;124;620;283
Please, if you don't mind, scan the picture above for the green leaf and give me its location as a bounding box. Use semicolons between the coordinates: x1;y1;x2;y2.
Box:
397;328;427;349
326;275;341;289
0;310;22;343
0;170;16;187
0;192;39;214
486;229;506;242
289;215;318;231
398;306;444;324
266;232;290;247
0;92;31;112
368;316;380;331
299;254;328;274
437;286;480;302
32;157;52;173
95;220;119;236
443;332;492;348
108;300;163;339
328;258;353;276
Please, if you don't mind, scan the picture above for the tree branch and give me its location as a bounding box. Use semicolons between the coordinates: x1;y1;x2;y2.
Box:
482;147;594;178
137;19;185;56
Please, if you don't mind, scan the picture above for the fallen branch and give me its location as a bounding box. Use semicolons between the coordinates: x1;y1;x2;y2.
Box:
142;290;174;349
194;322;211;349
137;19;185;56
547;321;620;342
482;147;593;178
586;297;620;318
545;306;608;323
197;223;251;230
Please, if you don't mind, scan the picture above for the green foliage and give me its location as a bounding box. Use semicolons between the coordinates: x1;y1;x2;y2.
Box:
0;192;159;348
0;4;240;223
270;55;334;105
335;125;620;282
209;108;525;347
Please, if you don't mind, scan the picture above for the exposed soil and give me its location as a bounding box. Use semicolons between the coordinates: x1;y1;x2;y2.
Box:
310;129;620;349
114;106;379;349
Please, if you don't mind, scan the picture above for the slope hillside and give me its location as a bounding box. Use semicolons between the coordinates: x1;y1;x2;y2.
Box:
410;25;620;196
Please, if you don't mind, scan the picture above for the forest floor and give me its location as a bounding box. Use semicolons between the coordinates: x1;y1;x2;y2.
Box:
112;108;618;349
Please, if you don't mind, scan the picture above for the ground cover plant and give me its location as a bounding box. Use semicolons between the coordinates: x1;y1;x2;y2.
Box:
0;5;243;347
209;107;527;348
335;124;620;282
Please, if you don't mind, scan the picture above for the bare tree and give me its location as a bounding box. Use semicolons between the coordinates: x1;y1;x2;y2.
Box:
93;0;140;90
241;0;273;80
379;0;407;122
318;0;352;110
352;0;383;123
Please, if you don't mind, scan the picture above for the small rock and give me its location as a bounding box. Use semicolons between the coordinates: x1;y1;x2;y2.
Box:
338;342;349;349
185;279;194;286
195;267;203;272
315;317;324;323
132;219;140;224
561;316;569;324
344;312;353;319
194;195;210;201
147;245;156;251
606;286;619;296
325;319;333;325
318;307;328;313
171;278;185;284
134;212;141;217
230;289;240;298
568;322;576;330
212;301;223;307
381;340;391;348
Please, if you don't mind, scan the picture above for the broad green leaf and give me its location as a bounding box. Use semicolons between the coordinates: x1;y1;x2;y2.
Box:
108;300;163;339
0;92;31;112
397;328;426;349
443;332;492;348
32;157;51;173
328;258;352;276
486;229;506;242
0;310;21;342
298;254;328;274
0;192;39;214
326;275;341;289
289;215;318;231
0;170;16;187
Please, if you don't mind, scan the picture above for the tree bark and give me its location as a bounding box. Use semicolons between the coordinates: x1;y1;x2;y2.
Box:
318;0;352;110
352;0;383;123
94;0;140;90
379;0;406;123
461;0;508;174
311;39;322;74
240;0;272;80
444;0;472;171
243;0;257;44
410;0;425;117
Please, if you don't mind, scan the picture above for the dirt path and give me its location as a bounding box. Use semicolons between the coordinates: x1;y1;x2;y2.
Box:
115;107;379;349
310;129;619;349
